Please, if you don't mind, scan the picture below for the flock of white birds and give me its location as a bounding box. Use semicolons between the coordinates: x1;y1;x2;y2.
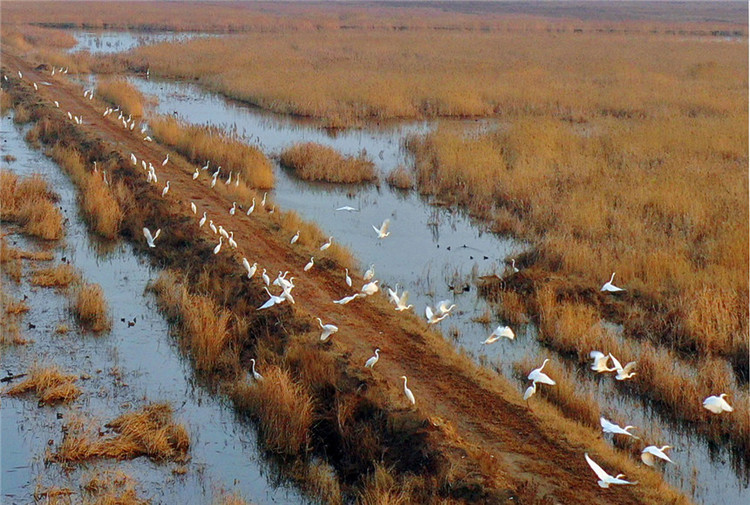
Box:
13;65;736;491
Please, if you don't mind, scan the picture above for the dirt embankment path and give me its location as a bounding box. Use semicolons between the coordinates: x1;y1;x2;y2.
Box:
3;51;681;505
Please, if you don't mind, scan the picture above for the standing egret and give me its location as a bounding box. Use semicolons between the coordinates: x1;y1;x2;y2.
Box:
304;257;314;272
213;237;223;254
143;227;161;248
363;264;375;281
242;258;257;278
54;100;59;108
246;198;255;215
317;318;338;341
401;376;416;405
162;154;169;166
523;381;536;402
703;394;733;414
344;268;352;287
161;181;170;197
290;231;300;244
511;258;520;273
601;272;625;293
199;212;207;228
261;269;270;286
211;174;218;188
193;168;200;180
228;231;238;249
261;192;267;206
528;359;556;385
320;236;333;251
190;202;197;214
130;153;137;165
202;161;210;171
209;220;217;234
641;446;674;466
268;205;275;214
361;280;379;296
229;202;237;215
584;453;638;488
590;351;616;373
365;348;380;368
482;326;515;344
219;225;229;239
600;417;640;439
372;219;391;239
225;171;232;185
609;354;637;380
250;358;263;381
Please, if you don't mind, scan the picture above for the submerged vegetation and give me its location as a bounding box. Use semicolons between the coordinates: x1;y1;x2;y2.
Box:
280;143;376;184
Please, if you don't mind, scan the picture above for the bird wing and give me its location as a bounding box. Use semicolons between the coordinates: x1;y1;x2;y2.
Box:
258;298;276;310
600;417;615;432
425;306;434;320
590;350;606;361
143;227;153;243
153;229;161;240
641;451;655;467
534;373;556;386
609;354;623;371
381;219;390;233
499;326;514;339
242;258;251;272
622;361;637;374
585;453;612;482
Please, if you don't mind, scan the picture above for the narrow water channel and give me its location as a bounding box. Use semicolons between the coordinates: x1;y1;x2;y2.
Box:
0;113;308;505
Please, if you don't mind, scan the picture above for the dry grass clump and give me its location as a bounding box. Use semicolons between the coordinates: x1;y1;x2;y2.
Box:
302;460;343;505
96;78;146;117
51;403;189;463
1;90;13;114
3;294;29;315
84;470;148;505
386;165;414;190
0;171;64;240
356;464;413;505
72;282;111;333
5;365;81;405
213;492;252;505
150;271;234;372
31;263;79;287
232;365;313;455
150;115;273;188
278;209;356;268
280;143;376;184
13;104;31;123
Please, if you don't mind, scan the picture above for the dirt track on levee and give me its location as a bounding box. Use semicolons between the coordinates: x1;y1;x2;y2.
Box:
2;50;682;505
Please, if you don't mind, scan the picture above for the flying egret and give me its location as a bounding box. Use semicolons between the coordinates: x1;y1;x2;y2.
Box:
334;293;364;305
482;325;515;344
246;198;255;215
703;394;733;414
229;202;237;215
213;237;223;255
344;268;352;287
387;283;400;305
143;227;161;248
373;219;391;239
601;272;625;293
361;280;380;296
336;205;358;211
190;202;197;214
304;257;314;272
609;354;637;380
641;446;674;466
528;359;556;385
258;287;284;310
290;231;300;244
425;305;449;325
262;269;270;286
395;291;413;311
600;417;640;439
437;300;456;316
320;236;333;251
317;318;338;342
365;348;380;368
242;258;257;279
250;358;263;381
590;351;616;373
228;231;237;249
193;168;199;180
162;154;169;166
584;453;638;488
401;376;416;405
199;212;207;228
161;181;170;197
363;264;375;281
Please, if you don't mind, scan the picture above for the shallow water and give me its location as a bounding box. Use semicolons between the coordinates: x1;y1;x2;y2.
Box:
69;30;216;54
126;76;748;505
0;114;308;505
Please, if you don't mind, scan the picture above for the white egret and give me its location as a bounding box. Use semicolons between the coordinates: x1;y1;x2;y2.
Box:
304;257;314;272
261;192;267;206
600;417;640;439
290;231;300;244
17;70;22;78
609;354;637;380
335;205;358;211
219;225;229;239
250;358;263;381
372;219;391;239
246;198;255;215
601;272;625;293
361;280;379;296
202;161;210;171
590;351;616;373
401;376;416;405
33;82;38;91
209;220;217;234
584;453;638;488
226;171;232;185
199;212;207;228
212;167;221;179
211;174;217;188
317;318;338;342
213;237;223;254
387;283;400;305
281;283;295;304
54;100;59;108
527;359;556;385
641;446;674;466
511;258;520;273
703;394;733;414
262;269;270;286
437;300;456;316
193;168;199;180
320;236;333;251
130;153;137;165
482;325;515;344
242;258;258;279
395;291;413;312
344;268;352;287
190;202;197;214
363;264;375;281
143;227;161;248
144;136;152;142
523;382;536;401
365;348;380;368
334;293;364;305
229;201;237;215
161;181;170;197
228;231;238;249
268;205;275;214
258;287;284;310
425;305;449;325
162;154;169;166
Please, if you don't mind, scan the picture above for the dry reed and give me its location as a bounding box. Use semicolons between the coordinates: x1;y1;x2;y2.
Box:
5;365;81;405
83;470;149;505
385;166;414;190
0;171;64;240
31;263;79;287
96;78;146;117
280;143;376;184
72;282;111;333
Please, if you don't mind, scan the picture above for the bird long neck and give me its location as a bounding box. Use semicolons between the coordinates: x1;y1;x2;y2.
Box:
610;272;616;283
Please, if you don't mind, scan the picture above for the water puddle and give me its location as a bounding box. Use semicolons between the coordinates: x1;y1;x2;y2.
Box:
0;113;308;504
69;30;217;55
125;76;748;505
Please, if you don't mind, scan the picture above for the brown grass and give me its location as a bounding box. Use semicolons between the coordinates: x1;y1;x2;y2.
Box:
280;143;376;184
232;365;314;455
0;238;55;262
150;271;235;372
150;115;273;188
5;365;81;405
84;470;149;505
277;209;356;268
13;104;31;124
385;166;414;190
213;492;252;505
31;263;79;287
96;78;146;117
0;171;64;240
50;403;189;463
3;294;29;315
72;282;111;333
